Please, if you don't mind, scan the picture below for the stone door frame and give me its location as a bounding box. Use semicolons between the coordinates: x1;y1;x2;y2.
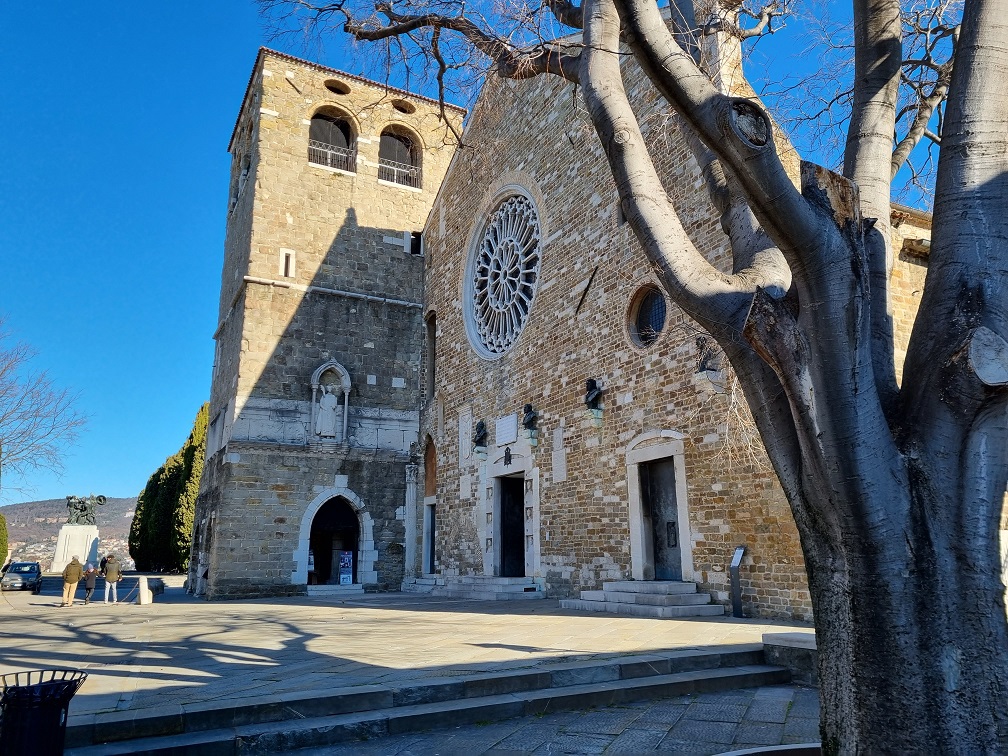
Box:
293;484;377;585
625;430;695;582
482;440;540;578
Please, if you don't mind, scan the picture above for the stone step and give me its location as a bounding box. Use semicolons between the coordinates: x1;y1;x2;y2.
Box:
404;577;439;585
442;582;541;593
452;576;539;585
66;662;788;755
434;588;545;601
580;589;712;606
65;645;767;751
560;598;727;618
602;580;699;594
305;585;364;596
400;582;435;593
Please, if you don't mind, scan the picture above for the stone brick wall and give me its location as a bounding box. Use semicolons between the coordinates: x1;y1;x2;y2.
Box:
191;49;460;598
416;69;937;621
195;444;410;598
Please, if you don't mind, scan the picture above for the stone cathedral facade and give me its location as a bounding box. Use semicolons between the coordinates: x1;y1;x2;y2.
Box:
191;47;948;619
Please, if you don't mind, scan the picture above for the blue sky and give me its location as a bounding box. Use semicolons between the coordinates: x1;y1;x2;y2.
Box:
0;4;286;503
0;2;918;505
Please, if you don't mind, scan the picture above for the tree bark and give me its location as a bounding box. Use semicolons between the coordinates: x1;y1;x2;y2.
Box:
580;0;1008;749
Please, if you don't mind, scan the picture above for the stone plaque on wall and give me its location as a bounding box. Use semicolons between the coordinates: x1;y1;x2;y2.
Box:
552;426;567;483
460;473;472;500
496;414;518;446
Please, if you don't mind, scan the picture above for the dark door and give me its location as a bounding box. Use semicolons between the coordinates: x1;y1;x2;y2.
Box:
427;505;437;574
309;498;360;584
641;459;682;580
500;477;526;577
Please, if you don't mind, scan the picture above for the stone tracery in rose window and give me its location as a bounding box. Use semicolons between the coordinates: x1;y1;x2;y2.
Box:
470;195;542;356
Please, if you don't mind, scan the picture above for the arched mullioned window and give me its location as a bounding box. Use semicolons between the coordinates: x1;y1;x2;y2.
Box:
308;109;357;173
378;127;422;188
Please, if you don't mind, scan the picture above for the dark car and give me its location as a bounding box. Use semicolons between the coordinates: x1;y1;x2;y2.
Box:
1;562;43;593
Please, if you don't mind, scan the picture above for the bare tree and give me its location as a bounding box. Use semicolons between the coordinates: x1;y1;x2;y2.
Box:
757;0;959;203
261;0;1007;749
0;323;87;499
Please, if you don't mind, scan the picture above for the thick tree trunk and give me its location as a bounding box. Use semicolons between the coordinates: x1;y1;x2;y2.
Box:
578;0;1008;749
812;477;1008;752
804;475;1008;752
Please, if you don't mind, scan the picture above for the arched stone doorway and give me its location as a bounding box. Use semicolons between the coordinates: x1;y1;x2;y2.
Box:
293;485;377;587
309;497;360;584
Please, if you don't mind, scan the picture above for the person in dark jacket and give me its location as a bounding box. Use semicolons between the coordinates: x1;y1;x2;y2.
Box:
83;563;98;604
102;555;122;604
61;556;83;607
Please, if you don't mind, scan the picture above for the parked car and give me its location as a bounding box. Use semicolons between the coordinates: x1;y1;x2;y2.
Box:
1;562;43;593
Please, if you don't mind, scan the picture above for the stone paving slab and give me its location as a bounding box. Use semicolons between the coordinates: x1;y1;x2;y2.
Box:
287;685;821;754
1;586;808;723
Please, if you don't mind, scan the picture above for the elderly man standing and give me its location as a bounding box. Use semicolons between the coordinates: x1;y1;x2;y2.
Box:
61;556;83;607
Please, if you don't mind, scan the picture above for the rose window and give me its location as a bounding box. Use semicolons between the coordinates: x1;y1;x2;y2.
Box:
468;195;542;356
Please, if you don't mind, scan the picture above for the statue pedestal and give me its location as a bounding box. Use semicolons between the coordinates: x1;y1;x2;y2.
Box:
51;525;99;572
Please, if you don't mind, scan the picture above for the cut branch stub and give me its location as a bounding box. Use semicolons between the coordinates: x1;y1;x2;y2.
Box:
728;99;770;147
969;326;1008;387
743;286;804;380
800;162;862;229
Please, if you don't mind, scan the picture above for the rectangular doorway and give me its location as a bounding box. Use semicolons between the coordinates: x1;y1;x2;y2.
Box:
424;502;436;575
640;458;682;580
499;476;526;577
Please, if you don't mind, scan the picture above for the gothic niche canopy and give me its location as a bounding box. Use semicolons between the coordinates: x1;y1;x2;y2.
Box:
466;193;542;358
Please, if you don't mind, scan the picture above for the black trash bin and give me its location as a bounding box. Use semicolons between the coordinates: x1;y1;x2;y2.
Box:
0;669;87;756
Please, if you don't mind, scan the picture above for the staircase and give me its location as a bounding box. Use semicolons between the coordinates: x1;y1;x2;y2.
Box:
402;575;545;600
65;645;789;755
560;580;726;618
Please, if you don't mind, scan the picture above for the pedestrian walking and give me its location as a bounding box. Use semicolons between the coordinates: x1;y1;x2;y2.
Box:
102;554;122;604
83;563;98;604
61;556;83;607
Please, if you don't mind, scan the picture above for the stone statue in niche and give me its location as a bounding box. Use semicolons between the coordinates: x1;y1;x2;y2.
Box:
315;384;340;438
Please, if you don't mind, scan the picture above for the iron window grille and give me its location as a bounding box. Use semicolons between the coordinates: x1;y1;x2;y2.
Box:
378;157;422;189
308;140;357;173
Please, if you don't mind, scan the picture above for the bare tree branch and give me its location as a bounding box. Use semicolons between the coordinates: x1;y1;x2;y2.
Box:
0;321;87;499
344;3;582;82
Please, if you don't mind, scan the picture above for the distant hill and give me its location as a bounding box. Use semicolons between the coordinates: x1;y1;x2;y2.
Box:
1;497;137;570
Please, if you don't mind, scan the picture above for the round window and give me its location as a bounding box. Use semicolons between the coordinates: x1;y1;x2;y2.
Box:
629;285;667;347
324;79;351;95
464;193;542;358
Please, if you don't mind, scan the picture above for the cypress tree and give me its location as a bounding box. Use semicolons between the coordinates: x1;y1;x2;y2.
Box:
129;403;209;572
0;511;8;566
173;403;208;569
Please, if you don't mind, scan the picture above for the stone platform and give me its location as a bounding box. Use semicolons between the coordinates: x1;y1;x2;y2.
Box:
0;586;812;753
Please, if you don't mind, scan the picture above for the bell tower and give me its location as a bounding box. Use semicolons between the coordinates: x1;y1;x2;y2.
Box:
190;48;462;599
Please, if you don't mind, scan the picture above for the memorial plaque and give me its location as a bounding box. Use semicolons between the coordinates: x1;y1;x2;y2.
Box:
496;414;518;446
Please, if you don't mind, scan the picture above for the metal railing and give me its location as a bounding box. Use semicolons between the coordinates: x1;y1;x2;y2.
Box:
378;157;422;189
308;140;357;173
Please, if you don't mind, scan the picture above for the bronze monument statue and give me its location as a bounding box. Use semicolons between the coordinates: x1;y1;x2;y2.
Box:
66;494;107;526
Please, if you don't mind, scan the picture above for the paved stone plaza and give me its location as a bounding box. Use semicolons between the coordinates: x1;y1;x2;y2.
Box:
1;585;817;752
